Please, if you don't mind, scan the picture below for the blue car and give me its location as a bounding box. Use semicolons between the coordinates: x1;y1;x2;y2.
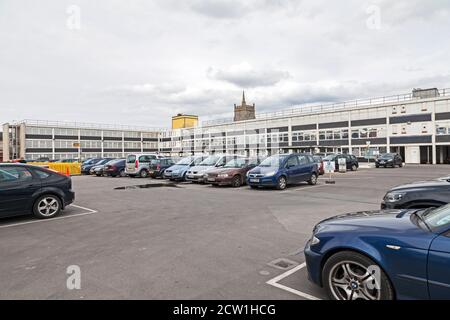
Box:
246;153;319;190
163;155;207;181
304;205;450;300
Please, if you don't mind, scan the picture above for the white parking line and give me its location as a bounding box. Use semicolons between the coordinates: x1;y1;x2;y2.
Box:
266;262;321;300
0;204;98;229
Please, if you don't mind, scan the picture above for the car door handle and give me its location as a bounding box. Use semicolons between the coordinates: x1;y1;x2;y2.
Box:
386;245;401;250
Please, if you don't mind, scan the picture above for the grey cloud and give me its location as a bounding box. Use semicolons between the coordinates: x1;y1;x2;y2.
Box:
207;64;290;88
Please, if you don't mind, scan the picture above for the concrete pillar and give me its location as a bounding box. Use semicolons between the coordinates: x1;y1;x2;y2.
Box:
431;101;437;164
19;123;26;159
386;108;390;153
348;113;352;154
2;123;10;161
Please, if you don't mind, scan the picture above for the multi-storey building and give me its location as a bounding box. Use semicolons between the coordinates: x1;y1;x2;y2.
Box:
159;88;450;164
2;120;162;161
3;88;450;164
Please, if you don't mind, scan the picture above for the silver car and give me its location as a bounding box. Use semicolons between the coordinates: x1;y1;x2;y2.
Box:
186;154;246;183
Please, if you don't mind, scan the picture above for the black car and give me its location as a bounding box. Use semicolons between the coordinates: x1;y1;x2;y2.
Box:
104;159;127;177
81;158;114;175
381;179;450;209
149;158;175;178
323;154;359;171
375;153;403;168
0;164;75;219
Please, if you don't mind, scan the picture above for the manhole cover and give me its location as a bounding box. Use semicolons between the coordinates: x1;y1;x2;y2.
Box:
267;258;298;270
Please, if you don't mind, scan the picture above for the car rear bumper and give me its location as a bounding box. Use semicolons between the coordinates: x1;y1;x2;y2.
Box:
304;239;324;287
63;190;75;208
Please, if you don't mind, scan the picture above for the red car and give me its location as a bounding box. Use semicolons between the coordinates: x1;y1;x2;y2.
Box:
313;155;325;175
206;158;260;187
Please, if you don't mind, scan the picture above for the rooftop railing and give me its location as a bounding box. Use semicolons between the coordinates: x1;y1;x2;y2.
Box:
202;88;450;127
17;119;167;132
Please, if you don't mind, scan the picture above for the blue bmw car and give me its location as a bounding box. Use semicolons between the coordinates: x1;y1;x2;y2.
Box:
304;205;450;300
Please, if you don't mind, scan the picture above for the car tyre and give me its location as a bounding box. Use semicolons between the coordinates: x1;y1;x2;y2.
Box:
119;169;126;177
276;176;287;190
399;163;403;168
232;175;242;188
250;185;258;189
308;173;318;185
322;251;394;301
351;164;358;171
33;194;62;219
375;165;379;168
139;170;149;178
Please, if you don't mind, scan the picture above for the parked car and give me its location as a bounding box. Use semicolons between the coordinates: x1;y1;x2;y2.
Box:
0;164;75;219
304;205;450;300
375;153;403;168
206;158;260;187
125;153;163;178
80;158;103;174
381;179;450;209
323;154;359;171
186;154;245;183
246;153;319;190
148;158;175;178
82;158;114;175
34;157;51;162
164;155;208;181
91;159;117;176
104;159;127;177
313;155;325;175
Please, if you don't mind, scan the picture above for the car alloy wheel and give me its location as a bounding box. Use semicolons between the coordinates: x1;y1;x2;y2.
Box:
119;169;126;177
232;175;241;188
140;170;148;178
34;195;61;219
351;164;357;171
277;176;287;190
323;251;394;300
308;173;318;185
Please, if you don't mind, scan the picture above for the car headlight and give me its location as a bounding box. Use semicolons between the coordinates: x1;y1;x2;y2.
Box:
385;192;406;202
218;173;229;178
387;159;394;162
264;171;276;177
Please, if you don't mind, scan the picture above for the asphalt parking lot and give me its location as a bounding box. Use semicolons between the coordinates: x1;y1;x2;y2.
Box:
1;165;449;300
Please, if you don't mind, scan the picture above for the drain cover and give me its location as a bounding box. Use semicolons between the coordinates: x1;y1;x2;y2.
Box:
267;258;298;270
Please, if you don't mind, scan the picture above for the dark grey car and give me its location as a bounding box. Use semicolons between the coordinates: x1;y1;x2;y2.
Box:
381;180;450;209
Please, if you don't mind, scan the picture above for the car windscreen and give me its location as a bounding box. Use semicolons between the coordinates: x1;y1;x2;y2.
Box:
176;157;193;165
323;155;336;161
423;205;450;230
199;156;220;166
259;155;287;167
127;155;136;164
193;157;206;165
379;153;395;159
224;158;247;168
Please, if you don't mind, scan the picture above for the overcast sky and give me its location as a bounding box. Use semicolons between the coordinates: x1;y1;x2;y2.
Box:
1;0;450;128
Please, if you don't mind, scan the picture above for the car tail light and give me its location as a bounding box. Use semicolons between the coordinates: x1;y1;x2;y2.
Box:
135;159;139;169
156;164;161;170
111;165;116;170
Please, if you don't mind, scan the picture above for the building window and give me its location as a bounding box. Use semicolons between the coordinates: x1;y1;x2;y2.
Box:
351;130;359;139
360;128;368;138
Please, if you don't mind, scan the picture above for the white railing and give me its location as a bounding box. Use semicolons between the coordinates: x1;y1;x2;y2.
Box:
203;88;450;127
19;119;166;132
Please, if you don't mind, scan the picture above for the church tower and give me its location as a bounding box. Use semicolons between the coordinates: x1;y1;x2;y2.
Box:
234;91;256;122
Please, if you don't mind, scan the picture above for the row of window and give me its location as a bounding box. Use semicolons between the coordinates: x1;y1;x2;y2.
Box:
25;127;158;138
25;140;158;149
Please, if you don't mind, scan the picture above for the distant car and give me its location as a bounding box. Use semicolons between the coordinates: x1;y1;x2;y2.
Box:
125;153;163;178
148;158;176;178
323;154;359;171
375;153;403;168
91;159;117;176
381;179;450;209
82;158;114;175
59;159;79;163
206;158;260;187
246;153;319;190
304;205;450;300
186;155;245;183
164;155;208;181
34;157;51;162
0;164;75;219
313;155;325;175
104;159;126;177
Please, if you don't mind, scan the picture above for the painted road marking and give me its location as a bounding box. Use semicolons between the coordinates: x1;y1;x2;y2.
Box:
0;204;98;229
266;262;321;300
